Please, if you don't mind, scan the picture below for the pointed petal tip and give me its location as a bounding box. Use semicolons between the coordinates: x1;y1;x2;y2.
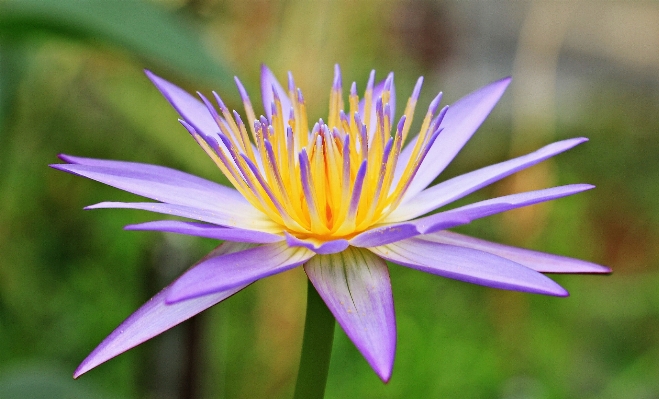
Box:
144;69;165;88
411;76;424;100
544;264;612;275
593;265;612;274
73;365;87;379
498;76;513;86
576;183;595;191
143;68;156;80
57;153;74;163
377;365;393;383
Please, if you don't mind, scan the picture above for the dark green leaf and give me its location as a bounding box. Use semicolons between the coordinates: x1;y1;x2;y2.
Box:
0;0;231;87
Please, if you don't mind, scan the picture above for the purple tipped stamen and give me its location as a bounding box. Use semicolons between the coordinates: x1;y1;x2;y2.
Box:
234;76;250;102
287;71;295;92
412;77;424;101
396;115;407;135
347;161;368;218
367;70;375;91
197;92;222;124
384;72;394;92
428;92;443;115
212;91;228;112
333;64;342;90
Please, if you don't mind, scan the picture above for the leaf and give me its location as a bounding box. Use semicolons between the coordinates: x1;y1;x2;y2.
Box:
0;0;231;88
0;41;27;133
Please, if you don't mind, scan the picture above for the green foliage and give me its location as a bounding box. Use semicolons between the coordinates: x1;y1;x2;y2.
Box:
0;0;231;87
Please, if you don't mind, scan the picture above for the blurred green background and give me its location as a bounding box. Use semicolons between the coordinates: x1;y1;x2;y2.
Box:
0;0;657;398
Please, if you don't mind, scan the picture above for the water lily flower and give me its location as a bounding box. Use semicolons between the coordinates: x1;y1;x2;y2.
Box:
54;65;609;382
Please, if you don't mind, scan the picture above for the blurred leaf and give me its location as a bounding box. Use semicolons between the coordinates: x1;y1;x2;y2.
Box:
0;0;231;87
0;363;118;399
0;42;26;134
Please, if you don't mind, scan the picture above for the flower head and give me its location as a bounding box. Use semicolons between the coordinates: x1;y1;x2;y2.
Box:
54;65;609;382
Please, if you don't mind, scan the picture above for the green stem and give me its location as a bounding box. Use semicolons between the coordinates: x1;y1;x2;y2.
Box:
293;279;335;399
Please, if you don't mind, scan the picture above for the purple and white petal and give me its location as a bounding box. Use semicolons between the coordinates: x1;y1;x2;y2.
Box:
284;232;349;255
167;242;314;303
370;238;568;296
145;70;220;140
125;220;284;243
261;65;292;124
74;241;254;378
421;231;611;274
86;202;281;233
414;184;594;235
395;77;512;199
305;247;396;382
52;158;259;218
387;137;588;222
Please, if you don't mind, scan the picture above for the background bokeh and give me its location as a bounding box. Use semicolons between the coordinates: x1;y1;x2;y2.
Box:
1;1;657;398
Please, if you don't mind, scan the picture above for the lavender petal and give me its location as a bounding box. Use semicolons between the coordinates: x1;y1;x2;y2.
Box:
359;184;592;245
395;77;512;199
421;231;611;274
145;70;219;140
388;137;588;222
415;184;594;235
86;202;281;233
284;233;349;254
349;223;420;248
370;238;568;296
52;158;258;218
125;220;284;243
74;241;254;378
305;247;396;382
166;242;314;303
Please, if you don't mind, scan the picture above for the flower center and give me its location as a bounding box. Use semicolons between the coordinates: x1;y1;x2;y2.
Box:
187;68;445;241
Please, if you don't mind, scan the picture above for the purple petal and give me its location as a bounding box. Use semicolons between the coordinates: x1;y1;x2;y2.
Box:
396;77;512;199
167;242;314;303
261;65;292;124
388;137;588;222
58;155;245;202
360;184;593;246
421;231;611;274
305;247;396;381
145;70;219;140
370;238;568;296
349;224;420;248
74;241;254;378
414;184;594;234
52;158;259;219
86;202;280;232
284;233;349;254
125;220;284;243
